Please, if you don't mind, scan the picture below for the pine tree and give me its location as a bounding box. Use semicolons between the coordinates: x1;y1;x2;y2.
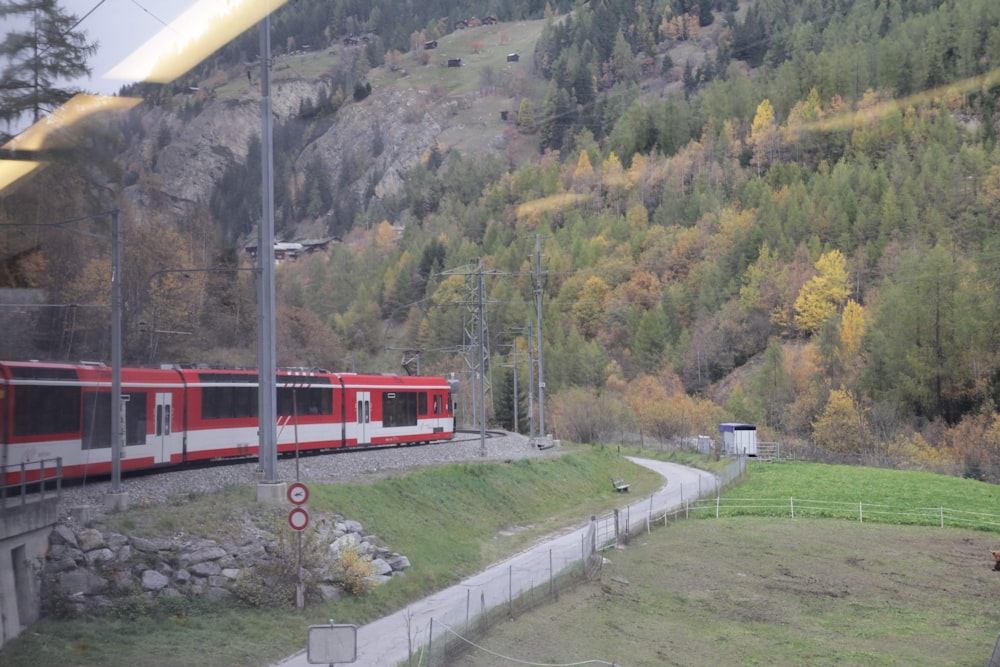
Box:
0;0;97;129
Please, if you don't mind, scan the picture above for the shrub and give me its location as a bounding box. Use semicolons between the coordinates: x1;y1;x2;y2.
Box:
333;544;375;597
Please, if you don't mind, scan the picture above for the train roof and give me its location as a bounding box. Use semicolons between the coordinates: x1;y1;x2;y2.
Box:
0;360;453;388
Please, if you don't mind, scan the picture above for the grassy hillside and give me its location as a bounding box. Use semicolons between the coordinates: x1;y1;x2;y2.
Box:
0;446;662;667
5;451;999;666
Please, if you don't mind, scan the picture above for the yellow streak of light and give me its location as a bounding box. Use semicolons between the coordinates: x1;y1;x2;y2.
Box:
0;94;142;191
4;94;141;151
0;160;42;191
105;0;290;84
517;192;590;220
807;68;1000;134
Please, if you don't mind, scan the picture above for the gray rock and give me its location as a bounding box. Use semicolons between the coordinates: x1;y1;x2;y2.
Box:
51;524;79;548
328;533;360;557
182;546;227;566
369;558;392;576
85;548;115;565
105;533;129;551
141;570;169;591
317;584;342;601
189;561;221;577
57;569;108;596
76;528;105;552
44;556;77;574
131;536;174;553
111;570;134;591
386;554;411;571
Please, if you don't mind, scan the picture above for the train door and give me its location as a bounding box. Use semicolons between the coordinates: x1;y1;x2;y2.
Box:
0;383;7;470
356;391;370;445
154;392;172;462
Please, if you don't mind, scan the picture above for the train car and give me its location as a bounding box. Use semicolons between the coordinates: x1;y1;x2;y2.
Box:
174;368;457;460
0;360;456;484
0;360;187;483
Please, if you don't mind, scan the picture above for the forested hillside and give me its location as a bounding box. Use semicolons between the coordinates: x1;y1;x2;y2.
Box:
3;0;1000;480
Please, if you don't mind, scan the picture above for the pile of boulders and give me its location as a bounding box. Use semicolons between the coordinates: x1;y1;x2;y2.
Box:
43;514;410;615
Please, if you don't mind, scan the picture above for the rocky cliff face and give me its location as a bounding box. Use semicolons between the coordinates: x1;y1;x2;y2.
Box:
298;85;446;203
119;71;452;234
122;78;330;215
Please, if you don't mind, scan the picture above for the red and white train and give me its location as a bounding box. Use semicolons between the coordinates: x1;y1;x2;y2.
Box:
0;360;457;483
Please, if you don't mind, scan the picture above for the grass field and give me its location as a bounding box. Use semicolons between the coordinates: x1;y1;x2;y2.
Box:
4;448;1000;667
450;518;1000;667
449;458;1000;667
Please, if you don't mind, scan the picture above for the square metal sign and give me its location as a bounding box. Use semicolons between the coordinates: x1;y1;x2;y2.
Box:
307;624;357;664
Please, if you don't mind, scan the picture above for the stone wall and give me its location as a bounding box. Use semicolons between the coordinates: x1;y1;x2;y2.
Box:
42;513;410;615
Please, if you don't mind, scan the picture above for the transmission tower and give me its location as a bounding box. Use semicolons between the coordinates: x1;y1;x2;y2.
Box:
442;261;501;437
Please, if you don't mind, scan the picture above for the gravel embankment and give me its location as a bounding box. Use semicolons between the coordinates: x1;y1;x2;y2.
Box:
58;431;557;519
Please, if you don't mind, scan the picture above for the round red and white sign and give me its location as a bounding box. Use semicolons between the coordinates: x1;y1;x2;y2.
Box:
288;507;309;531
287;482;309;505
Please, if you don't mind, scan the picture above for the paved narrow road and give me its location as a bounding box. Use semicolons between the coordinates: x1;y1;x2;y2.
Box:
274;459;719;667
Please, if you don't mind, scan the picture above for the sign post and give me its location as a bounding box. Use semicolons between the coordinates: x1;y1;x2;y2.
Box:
287;482;310;608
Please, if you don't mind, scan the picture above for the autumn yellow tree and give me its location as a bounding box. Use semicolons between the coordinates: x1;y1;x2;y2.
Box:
572;275;610;338
749;99;778;177
793;249;850;335
602;151;626;213
837;299;864;369
811;388;868;456
572;150;595;193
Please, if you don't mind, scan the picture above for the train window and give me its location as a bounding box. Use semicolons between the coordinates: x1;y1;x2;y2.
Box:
433;395;442;415
382;391;417;428
418;392;428;416
156;404;172;436
201;386;258;420
277;387;332;416
82;392;148;449
9;366;78;381
12;385;80;436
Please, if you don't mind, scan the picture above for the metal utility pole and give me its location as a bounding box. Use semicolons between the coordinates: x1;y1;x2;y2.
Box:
477;270;486;456
534;234;546;438
257;15;279;490
527;326;535;440
109;209;125;504
511;338;518;435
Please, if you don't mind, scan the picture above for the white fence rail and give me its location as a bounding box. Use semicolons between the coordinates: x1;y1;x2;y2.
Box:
681;496;1000;531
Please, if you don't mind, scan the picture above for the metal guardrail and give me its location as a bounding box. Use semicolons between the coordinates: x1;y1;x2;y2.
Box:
1;457;63;509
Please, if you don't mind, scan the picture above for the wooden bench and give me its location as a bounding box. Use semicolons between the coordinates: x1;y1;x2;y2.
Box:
611;477;630;492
